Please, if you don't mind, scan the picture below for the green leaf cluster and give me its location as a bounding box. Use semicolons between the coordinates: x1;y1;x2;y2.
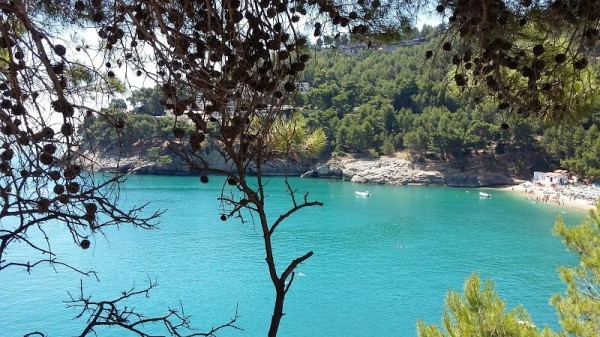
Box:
552;204;600;337
418;274;556;337
265;114;327;159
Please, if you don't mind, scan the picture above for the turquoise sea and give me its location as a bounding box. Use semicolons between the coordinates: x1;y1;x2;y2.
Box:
0;176;586;336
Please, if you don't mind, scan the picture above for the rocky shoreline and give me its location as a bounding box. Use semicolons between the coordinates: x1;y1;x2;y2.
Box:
301;156;515;187
301;157;444;185
90;154;515;188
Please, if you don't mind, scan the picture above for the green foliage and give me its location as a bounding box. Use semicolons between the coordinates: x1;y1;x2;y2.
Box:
512;159;529;176
538;113;600;179
109;98;128;110
266;114;327;159
466;120;501;150
147;147;173;167
105;77;126;93
404;126;429;153
541;124;583;160
300;44;553;162
304;128;327;158
380;136;396;156
561;125;600;181
299;40;600;179
67;64;94;85
127;86;166;116
417;274;555;337
428;0;600;121
368;148;379;159
552;203;600;337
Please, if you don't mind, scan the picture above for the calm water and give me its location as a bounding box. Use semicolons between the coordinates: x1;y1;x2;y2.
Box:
0;176;586;337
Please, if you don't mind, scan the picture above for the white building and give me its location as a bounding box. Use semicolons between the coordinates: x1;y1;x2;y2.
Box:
533;170;569;185
297;82;310;94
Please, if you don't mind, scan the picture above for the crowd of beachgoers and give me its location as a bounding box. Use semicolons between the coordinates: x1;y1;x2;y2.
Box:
506;181;600;211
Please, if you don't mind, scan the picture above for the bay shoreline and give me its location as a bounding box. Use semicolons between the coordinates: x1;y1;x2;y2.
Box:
495;183;596;212
92;153;598;212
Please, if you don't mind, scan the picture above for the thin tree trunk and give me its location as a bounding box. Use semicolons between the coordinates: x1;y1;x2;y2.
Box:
268;286;285;337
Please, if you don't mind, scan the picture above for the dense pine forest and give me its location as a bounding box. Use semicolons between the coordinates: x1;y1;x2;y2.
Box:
83;32;600;181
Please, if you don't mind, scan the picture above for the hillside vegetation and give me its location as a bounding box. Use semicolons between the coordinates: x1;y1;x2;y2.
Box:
83;38;600;181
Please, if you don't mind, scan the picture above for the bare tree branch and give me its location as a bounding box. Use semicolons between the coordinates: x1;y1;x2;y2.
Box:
67;280;241;337
23;332;46;337
282;251;314;283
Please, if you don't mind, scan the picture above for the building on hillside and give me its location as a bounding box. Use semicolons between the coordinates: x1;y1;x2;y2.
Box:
297;82;310;94
339;43;368;54
401;37;427;46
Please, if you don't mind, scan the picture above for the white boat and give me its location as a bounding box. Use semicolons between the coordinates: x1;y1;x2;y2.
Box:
479;191;492;198
355;191;370;197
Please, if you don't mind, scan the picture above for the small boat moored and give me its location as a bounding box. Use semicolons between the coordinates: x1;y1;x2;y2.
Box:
355;191;371;197
479;191;492;198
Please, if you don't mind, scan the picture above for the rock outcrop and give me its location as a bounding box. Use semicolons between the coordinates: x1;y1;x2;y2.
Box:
301;156;515;187
89;151;514;188
301;157;445;185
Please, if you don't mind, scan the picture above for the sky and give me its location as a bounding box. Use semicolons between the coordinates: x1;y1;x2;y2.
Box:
416;9;443;30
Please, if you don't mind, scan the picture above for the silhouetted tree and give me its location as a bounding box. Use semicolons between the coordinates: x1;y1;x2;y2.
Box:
0;1;236;335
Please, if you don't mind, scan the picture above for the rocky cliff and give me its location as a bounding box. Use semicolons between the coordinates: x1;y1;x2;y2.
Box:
89;151;514;187
301;156;515;187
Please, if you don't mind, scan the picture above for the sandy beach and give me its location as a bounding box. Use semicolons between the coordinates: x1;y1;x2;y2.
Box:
497;182;599;212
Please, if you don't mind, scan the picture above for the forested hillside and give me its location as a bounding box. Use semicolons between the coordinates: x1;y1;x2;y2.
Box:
83;37;600;181
296;39;600;181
